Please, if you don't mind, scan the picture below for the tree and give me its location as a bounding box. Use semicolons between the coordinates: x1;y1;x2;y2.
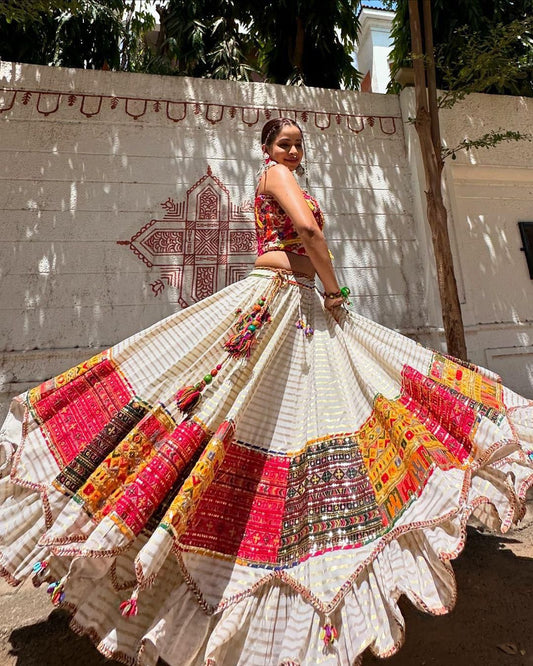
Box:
388;0;533;97
385;0;532;358
0;0;155;71
152;0;362;88
0;0;362;89
406;0;467;358
251;0;361;88
0;0;79;23
149;0;255;80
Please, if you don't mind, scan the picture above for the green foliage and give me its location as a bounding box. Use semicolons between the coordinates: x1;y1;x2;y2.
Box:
250;0;362;88
442;130;532;161
147;0;254;80
150;0;361;88
437;18;533;106
0;0;361;89
388;0;533;97
0;0;80;23
0;0;155;70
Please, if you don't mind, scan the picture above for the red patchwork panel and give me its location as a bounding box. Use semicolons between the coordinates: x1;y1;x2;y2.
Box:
401;365;477;463
181;442;290;565
31;358;134;467
111;420;207;536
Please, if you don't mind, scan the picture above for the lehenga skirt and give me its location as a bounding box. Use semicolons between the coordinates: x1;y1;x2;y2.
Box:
1;267;532;666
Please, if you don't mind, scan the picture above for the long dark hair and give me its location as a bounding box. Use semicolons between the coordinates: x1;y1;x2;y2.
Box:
261;118;303;148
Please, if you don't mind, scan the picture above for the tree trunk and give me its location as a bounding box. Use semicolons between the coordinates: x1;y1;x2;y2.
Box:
292;17;305;72
408;0;467;359
422;0;441;156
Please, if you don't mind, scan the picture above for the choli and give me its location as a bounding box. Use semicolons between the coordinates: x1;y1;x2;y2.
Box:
254;191;325;257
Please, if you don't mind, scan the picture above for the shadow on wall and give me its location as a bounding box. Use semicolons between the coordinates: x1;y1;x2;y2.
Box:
0;61;532;407
436;94;533;395
0;61;423;405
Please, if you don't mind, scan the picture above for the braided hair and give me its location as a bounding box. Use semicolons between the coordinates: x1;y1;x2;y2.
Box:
261;118;303;149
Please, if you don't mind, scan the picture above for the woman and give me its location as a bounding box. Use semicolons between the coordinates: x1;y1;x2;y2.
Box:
0;117;532;666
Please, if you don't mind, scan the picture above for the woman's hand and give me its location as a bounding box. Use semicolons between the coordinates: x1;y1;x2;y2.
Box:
324;295;346;323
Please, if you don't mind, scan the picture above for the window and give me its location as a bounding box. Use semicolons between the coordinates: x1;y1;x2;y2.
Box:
518;221;533;279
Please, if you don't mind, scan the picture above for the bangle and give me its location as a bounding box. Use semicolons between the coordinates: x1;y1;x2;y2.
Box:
324;287;350;299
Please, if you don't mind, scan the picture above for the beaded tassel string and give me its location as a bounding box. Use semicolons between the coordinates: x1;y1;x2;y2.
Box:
176;273;287;415
223;296;272;357
296;297;314;338
175;359;227;413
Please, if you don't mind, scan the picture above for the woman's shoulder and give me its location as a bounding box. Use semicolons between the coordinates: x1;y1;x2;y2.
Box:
256;163;301;197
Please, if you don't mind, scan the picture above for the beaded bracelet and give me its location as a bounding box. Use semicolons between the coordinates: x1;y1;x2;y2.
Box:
324;287;351;300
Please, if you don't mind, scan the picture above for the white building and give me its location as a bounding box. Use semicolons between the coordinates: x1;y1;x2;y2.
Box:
353;5;395;93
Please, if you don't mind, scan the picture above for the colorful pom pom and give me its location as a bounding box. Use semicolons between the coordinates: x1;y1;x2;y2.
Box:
46;578;66;605
32;560;48;576
120;587;139;617
119;597;138;617
176;384;204;413
320;617;338;647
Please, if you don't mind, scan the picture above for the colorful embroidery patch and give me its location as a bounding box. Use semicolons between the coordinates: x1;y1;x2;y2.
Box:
401;365;477;464
53;398;149;497
28;353;134;467
429;353;505;416
75;404;176;520
279;435;383;564
109;419;208;537
28;351;108;404
160;421;237;539
357;395;458;525
179;436;289;564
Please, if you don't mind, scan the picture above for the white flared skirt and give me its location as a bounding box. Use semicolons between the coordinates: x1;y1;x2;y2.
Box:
1;267;532;666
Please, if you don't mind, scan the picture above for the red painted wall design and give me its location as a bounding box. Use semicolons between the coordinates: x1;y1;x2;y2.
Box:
0;88;399;135
117;166;256;307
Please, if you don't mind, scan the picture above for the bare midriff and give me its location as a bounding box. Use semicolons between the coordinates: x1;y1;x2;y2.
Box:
254;250;315;278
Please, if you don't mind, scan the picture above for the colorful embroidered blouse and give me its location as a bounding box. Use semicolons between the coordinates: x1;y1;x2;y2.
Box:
254;192;325;256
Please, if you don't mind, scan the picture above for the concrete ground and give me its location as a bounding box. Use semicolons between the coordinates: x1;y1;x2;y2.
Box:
1;504;532;666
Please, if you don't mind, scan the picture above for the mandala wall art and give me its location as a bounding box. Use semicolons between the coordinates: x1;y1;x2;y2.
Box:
117;167;256;307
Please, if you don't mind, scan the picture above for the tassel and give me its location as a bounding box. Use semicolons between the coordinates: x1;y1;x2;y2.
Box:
46;577;66;605
320;616;338;647
223;297;272;359
120;587;139;617
176;383;204;413
223;329;258;358
32;560;48;577
175;362;224;415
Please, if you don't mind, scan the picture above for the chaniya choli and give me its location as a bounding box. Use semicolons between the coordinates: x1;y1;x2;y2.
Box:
0;177;532;666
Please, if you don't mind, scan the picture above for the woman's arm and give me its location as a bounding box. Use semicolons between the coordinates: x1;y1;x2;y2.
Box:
261;164;345;310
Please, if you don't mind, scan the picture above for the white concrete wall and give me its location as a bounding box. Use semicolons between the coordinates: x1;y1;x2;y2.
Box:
0;61;423;417
400;88;533;397
1;63;532;418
